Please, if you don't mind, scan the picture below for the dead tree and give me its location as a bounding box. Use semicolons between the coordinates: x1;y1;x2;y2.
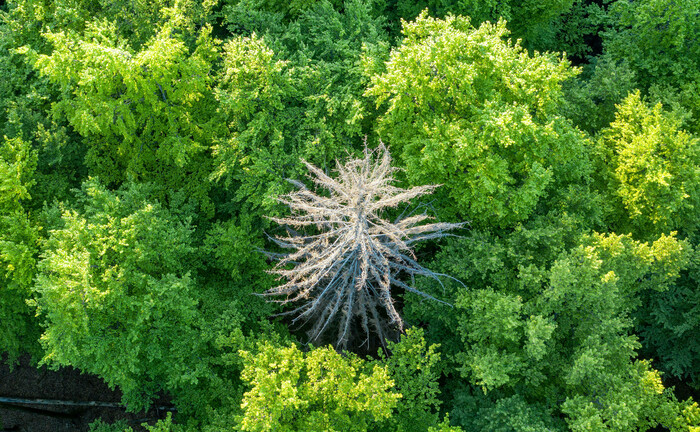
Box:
265;141;464;350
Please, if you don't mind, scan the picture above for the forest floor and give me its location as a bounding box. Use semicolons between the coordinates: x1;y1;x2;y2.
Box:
0;354;171;432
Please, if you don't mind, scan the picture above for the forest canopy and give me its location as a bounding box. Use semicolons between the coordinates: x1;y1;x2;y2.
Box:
1;0;700;430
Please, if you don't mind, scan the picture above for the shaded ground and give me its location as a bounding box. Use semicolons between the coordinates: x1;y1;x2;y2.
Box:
0;355;172;432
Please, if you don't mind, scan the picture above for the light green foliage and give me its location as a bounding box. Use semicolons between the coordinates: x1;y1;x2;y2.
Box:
368;13;590;227
88;413;185;432
377;328;443;431
427;415;464;432
236;342;400;432
455;232;690;430
0;136;41;361
3;0;218;205
587;10;700;396
1;2;89;206
0;137;37;288
408;223;692;430
2;0;700;429
2;0;215;193
212;32;291;211
456;288;549;391
33;179;207;411
561;361;678;432
603;0;700;132
215;0;388;216
88;419;134;432
0;14;39;133
1;0;90;361
201;326;444;431
596;91;700;237
5;0;215;47
676;401;700;432
33;17;220;213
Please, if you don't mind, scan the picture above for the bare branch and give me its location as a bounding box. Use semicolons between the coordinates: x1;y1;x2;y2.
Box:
264;140;464;350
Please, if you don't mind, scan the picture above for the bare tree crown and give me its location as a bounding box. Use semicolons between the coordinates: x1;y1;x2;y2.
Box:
266;142;464;350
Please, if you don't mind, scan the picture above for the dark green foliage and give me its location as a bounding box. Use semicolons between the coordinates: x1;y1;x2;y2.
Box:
563;54;637;134
604;0;700;91
546;0;609;61
602;0;700;132
636;247;700;389
215;0;388;217
373;0;578;49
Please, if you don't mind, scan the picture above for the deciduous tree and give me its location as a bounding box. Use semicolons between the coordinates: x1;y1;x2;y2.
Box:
33;179;206;411
367;13;591;228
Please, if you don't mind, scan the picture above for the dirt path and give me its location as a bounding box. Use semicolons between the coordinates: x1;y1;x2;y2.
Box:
0;355;171;432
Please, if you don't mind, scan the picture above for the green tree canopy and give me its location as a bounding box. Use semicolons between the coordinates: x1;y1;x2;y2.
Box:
595;91;700;238
235;342;400;432
33;179;206;410
32;17;220;213
367;13;590;228
0;136;41;362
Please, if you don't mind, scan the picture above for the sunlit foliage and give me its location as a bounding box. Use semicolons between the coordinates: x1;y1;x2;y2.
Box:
0;0;699;429
368;13;590;227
